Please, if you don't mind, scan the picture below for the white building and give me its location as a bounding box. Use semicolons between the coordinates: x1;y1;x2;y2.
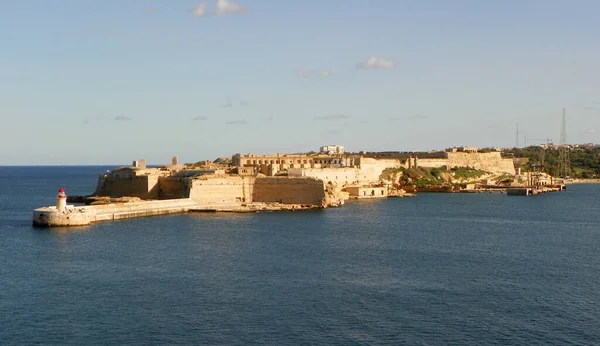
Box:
320;145;344;155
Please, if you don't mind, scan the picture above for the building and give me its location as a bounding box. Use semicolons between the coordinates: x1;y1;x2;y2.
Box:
231;152;359;176
343;186;388;199
447;146;479;153
320;145;344;155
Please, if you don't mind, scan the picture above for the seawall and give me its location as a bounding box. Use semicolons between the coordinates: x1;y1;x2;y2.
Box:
32;198;328;227
33;199;199;227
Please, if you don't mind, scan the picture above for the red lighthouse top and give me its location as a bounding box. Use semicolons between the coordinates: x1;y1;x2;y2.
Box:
58;187;65;193
57;187;66;198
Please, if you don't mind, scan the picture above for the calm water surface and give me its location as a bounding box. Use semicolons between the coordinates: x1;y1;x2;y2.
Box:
1;166;600;345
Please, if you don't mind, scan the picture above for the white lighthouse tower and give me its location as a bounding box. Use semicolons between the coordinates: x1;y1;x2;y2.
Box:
56;187;67;213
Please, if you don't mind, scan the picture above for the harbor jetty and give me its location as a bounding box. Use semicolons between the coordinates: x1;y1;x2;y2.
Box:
33;188;324;227
507;184;566;196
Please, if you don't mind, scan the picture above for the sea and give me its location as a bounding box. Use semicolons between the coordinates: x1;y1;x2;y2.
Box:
1;166;599;345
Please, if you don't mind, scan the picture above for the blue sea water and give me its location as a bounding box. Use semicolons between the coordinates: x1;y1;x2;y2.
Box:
1;166;600;345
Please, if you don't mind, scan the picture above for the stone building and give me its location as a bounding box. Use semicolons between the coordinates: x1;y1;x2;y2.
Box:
320;145;344;155
343;186;388;199
231;152;359;176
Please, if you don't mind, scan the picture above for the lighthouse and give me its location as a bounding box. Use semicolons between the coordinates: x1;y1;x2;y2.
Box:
56;187;67;212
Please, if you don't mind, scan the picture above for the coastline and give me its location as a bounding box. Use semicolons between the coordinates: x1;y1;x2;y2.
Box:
569;179;600;184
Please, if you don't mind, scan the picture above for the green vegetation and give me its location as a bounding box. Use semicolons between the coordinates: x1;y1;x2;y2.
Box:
213;157;232;165
396;166;487;189
379;167;403;181
494;173;514;184
398;167;442;188
503;145;600;178
450;166;487;180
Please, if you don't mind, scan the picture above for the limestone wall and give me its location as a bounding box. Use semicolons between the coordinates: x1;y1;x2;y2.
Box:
188;175;251;204
158;177;189;199
446;152;515;174
252;177;326;205
357;158;402;182
408;153;515;174
288;158;402;186
413;159;449;169
344;186;388;199
288;167;359;187
95;175;160;199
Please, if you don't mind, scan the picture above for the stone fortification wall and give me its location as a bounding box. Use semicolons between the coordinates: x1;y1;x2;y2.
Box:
357;158;402;181
407;153;515;174
288;167;359;187
188;175;252;204
252;177;326;205
446;152;515;174
158;177;190;199
288;158;402;187
95;175;160;199
412;159;449;169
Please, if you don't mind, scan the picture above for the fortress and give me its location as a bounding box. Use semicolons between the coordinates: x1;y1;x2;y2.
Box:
33;145;518;227
408;149;515;175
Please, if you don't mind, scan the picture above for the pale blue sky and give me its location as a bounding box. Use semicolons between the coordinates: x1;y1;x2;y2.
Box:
1;0;599;165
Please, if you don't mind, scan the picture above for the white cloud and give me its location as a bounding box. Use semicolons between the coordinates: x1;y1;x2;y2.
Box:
216;0;247;15
356;56;396;70
192;3;207;17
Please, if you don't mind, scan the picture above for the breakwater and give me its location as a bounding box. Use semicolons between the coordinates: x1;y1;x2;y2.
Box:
32;198;324;227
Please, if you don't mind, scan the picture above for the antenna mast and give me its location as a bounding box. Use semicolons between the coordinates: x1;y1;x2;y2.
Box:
558;108;571;177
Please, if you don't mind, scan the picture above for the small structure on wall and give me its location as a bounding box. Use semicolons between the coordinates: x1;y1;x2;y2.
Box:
320;145;344;155
343;186;388;199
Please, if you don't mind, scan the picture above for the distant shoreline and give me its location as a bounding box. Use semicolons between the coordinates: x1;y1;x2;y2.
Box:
570;179;600;184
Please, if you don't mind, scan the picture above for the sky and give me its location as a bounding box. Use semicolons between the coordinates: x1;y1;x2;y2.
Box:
1;0;600;165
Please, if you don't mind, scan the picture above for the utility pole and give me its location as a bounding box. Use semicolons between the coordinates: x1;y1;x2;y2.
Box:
528;139;551;163
516;122;520;148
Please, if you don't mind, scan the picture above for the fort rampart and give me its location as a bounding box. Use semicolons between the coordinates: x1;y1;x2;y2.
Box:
408;152;515;174
446;152;515;174
252;177;326;205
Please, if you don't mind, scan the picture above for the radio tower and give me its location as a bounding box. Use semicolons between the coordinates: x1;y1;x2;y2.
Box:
515;122;520;148
558;108;571;177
